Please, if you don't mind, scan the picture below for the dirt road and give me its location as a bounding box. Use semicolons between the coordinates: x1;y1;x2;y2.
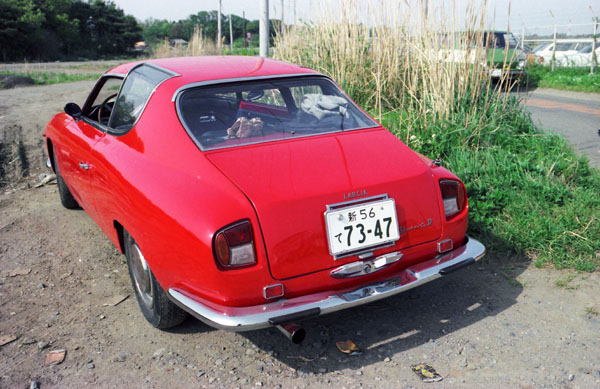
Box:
1;79;599;388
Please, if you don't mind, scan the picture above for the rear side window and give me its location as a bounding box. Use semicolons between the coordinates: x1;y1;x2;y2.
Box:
109;64;172;132
177;76;378;151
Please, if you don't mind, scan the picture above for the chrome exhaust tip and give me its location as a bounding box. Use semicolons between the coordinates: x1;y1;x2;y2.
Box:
276;323;306;344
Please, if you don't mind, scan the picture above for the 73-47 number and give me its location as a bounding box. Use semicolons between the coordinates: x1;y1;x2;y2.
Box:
343;217;392;246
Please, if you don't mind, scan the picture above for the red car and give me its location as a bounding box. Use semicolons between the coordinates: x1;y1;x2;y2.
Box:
45;57;485;343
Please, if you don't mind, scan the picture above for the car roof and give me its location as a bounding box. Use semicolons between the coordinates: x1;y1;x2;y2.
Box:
105;56;320;85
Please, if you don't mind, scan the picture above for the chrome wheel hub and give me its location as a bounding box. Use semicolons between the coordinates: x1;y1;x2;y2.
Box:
130;242;153;308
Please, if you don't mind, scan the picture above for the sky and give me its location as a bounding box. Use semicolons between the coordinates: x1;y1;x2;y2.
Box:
112;0;599;36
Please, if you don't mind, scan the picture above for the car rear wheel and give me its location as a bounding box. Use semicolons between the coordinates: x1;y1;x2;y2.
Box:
124;231;187;329
52;151;79;209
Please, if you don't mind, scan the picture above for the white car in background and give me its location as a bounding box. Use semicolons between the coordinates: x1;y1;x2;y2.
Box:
560;45;599;67
536;41;590;65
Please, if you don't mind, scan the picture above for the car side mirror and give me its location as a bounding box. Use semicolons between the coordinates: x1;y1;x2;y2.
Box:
64;103;82;120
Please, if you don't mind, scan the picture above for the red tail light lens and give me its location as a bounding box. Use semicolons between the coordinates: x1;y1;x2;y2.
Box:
440;180;466;219
213;220;256;268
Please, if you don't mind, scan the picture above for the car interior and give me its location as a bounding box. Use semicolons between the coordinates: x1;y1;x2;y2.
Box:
178;77;375;150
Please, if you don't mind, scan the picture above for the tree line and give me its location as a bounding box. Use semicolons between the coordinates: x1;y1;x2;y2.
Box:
0;0;142;62
142;11;279;48
0;0;281;62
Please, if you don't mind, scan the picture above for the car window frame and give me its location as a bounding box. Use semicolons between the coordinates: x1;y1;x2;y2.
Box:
81;73;125;133
174;74;380;152
106;63;179;136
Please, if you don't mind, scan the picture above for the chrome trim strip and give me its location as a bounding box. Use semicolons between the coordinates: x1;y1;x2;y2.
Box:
326;194;388;211
168;236;485;332
103;72;126;77
171;73;325;102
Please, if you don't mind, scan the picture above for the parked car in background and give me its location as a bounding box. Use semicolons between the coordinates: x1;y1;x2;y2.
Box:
436;31;526;79
483;31;526;78
44;57;485;341
535;41;591;65
560;45;599;67
531;43;550;54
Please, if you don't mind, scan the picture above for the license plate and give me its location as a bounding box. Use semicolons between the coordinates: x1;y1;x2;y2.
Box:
325;198;400;256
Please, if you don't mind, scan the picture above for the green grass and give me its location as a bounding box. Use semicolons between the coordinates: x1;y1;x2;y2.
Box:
378;92;600;272
554;273;577;288
586;306;599;315
0;71;100;87
526;64;600;93
221;47;260;56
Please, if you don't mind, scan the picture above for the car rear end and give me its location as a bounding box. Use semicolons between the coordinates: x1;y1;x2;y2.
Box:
164;71;486;332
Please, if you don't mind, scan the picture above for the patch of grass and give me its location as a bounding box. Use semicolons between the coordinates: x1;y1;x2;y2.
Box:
0;71;100;85
585;306;599;315
554;273;577;288
273;0;600;271
379;93;600;272
500;271;523;287
223;47;260;56
526;64;600;93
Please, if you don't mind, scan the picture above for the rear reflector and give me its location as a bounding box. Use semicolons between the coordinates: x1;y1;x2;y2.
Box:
437;239;453;253
263;284;284;300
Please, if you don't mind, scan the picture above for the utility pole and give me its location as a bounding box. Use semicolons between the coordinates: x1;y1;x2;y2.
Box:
281;0;285;35
229;14;234;52
243;11;247;48
217;0;222;50
550;10;556;72
294;0;296;26
260;0;269;57
592;18;598;74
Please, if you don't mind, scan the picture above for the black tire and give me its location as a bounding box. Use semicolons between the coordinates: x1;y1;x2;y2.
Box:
124;231;187;329
52;151;79;209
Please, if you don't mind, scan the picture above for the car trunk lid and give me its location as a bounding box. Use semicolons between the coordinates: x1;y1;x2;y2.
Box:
206;128;443;280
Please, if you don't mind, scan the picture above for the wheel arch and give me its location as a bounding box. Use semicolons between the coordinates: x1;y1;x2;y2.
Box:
47;138;56;174
113;220;125;254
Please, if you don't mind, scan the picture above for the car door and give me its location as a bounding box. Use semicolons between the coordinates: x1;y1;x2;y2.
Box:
86;64;175;237
60;76;124;217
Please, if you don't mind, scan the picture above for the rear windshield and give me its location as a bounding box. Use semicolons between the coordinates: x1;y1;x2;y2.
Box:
177;76;378;150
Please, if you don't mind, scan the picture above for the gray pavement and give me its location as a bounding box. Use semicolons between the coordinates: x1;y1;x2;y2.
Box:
512;87;600;167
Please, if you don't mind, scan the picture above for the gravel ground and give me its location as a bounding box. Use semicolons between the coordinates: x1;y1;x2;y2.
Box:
0;69;599;389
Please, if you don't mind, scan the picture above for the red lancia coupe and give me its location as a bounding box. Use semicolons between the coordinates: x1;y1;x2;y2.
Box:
44;57;485;343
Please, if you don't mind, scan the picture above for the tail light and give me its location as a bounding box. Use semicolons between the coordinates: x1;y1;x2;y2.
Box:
213;220;256;268
440;180;466;219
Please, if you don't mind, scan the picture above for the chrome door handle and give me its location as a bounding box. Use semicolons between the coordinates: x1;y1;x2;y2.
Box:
78;162;89;170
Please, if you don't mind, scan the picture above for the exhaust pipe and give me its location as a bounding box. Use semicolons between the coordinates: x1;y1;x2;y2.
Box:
276;323;306;344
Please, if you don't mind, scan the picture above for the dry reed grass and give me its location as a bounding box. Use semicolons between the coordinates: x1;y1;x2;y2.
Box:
274;0;514;139
150;26;220;58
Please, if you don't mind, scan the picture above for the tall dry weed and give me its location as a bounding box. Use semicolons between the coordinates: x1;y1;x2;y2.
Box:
150;26;220;58
274;0;513;141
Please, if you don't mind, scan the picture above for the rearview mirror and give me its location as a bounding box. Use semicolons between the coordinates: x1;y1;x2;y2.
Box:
64;103;82;120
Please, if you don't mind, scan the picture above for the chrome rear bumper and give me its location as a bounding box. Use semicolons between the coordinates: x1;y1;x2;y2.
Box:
168;236;486;331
